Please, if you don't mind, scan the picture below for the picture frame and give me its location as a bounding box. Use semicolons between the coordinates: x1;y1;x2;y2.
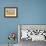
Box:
4;7;18;18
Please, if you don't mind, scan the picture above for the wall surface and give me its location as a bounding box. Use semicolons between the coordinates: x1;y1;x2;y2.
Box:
0;0;46;45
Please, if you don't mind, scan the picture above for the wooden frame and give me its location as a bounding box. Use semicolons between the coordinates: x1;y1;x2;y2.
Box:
4;7;18;18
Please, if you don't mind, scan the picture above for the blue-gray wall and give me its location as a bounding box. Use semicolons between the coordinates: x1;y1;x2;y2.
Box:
0;0;46;44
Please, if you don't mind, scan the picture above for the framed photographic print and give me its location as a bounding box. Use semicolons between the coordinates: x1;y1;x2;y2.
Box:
4;7;18;18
